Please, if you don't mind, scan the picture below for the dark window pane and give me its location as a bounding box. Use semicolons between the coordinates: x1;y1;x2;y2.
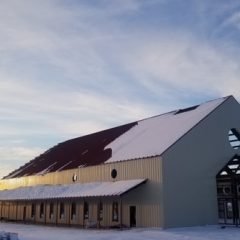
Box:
71;202;76;220
60;202;65;219
112;202;118;222
84;202;89;220
40;203;44;218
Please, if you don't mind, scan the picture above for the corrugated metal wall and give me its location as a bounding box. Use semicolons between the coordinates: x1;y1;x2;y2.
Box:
0;156;163;227
0;156;162;188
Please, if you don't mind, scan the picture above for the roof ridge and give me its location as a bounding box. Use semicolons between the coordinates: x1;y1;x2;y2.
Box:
137;95;230;123
160;95;232;156
105;95;233;163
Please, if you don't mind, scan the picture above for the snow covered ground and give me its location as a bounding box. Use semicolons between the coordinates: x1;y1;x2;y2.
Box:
0;222;239;240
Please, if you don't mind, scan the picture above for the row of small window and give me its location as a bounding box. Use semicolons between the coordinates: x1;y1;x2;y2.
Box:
217;186;232;195
31;202;119;222
216;185;240;195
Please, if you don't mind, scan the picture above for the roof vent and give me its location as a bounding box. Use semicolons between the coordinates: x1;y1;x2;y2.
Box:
175;105;199;115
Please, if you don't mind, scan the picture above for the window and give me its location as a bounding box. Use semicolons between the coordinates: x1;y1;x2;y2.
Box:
60;202;65;219
40;203;44;218
72;173;77;182
84;202;89;220
175;105;199;115
71;202;76;220
31;204;35;218
49;203;54;219
111;169;117;179
228;128;240;150
218;199;225;220
112;202;118;222
98;201;103;221
223;186;232;195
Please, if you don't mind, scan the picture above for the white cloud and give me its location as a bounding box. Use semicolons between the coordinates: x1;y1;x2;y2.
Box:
0;147;43;160
0;146;44;178
114;32;240;100
223;11;240;29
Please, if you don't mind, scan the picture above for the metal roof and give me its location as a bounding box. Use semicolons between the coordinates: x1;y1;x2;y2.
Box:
0;179;147;200
4;96;231;179
4;122;137;179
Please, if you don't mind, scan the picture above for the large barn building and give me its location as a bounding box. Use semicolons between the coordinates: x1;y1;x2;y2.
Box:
0;95;240;228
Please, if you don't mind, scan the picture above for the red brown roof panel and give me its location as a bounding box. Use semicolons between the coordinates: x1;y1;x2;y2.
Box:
4;122;137;179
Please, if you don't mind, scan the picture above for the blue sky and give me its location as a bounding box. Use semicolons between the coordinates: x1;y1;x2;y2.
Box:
1;0;240;178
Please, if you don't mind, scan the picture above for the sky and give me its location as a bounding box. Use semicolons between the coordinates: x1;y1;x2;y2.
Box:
1;0;240;178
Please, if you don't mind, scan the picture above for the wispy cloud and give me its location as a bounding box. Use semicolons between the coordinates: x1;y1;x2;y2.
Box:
0;146;44;178
116;32;240;99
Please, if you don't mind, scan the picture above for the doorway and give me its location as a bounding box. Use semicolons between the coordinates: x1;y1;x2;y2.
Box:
218;199;235;224
129;206;136;227
23;206;26;222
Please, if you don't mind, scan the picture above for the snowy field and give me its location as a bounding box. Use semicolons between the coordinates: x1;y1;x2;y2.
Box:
0;223;240;240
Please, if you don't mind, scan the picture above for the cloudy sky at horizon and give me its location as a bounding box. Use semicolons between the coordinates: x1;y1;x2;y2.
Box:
1;0;240;178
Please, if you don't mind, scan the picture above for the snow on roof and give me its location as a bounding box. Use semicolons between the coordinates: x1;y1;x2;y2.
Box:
0;179;146;200
105;96;229;163
36;162;57;175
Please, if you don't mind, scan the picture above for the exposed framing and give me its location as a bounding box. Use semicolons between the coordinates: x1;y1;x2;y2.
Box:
216;155;240;226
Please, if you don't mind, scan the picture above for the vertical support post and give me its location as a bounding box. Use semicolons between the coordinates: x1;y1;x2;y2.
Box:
34;202;36;223
83;198;85;228
69;200;71;227
44;201;47;225
16;202;18;221
97;198;100;229
0;201;3;220
120;197;123;229
23;202;26;223
56;202;58;225
8;202;10;220
233;177;239;227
